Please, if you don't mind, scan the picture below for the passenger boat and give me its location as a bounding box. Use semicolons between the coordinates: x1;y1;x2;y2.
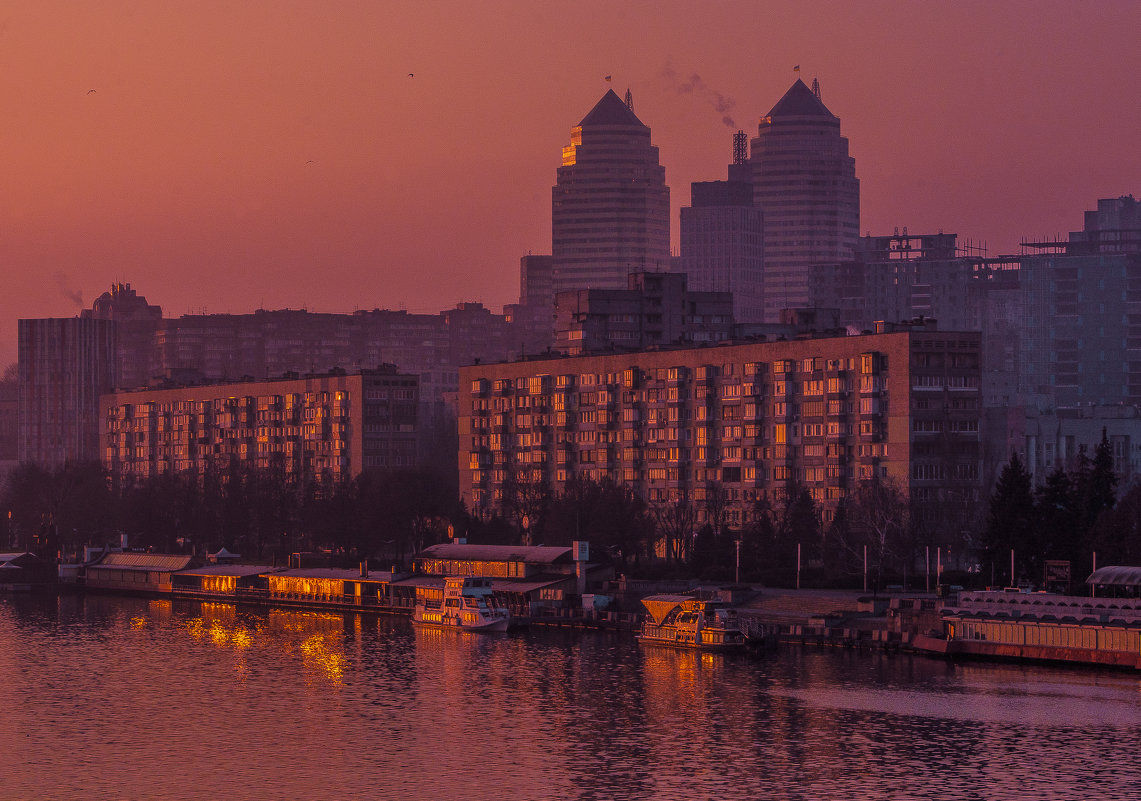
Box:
637;594;748;650
412;576;511;632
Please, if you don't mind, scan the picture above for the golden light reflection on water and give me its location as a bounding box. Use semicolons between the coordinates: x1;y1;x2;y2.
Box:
177;604;350;686
299;633;345;685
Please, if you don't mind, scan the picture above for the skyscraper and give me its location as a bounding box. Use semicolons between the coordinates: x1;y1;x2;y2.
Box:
750;78;859;321
681;131;765;322
552;89;670;293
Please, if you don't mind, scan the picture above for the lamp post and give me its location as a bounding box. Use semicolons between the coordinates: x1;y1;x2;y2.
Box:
735;536;741;584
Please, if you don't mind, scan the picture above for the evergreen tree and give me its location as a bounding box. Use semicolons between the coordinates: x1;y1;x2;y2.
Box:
982;452;1036;585
1034;466;1079;570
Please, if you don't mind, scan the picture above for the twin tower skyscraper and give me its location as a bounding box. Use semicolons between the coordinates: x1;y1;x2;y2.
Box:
546;79;859;323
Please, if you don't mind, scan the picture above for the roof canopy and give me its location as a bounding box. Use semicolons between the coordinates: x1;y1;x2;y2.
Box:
640;594;691;624
418;543;574;564
1086;565;1141;587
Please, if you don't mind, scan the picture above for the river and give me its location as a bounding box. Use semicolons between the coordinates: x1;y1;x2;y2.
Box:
1;593;1139;800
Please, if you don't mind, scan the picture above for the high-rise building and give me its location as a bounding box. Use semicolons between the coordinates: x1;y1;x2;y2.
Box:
681;132;765;323
18;317;117;466
84;283;163;390
519;254;554;309
552;271;734;355
750;78;859;321
810;231;983;332
552;89;670;293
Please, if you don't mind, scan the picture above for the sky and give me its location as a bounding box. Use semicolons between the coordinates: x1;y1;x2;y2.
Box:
1;0;1139;369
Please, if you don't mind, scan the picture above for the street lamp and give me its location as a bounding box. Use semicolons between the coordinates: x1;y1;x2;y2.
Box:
735;535;741;584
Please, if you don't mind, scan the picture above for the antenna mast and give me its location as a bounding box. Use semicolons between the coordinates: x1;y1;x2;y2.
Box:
812;77;821;100
733;130;748;165
624;89;634;111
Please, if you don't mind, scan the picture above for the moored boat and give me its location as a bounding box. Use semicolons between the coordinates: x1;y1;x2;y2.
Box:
412;576;511;632
637;594;748;650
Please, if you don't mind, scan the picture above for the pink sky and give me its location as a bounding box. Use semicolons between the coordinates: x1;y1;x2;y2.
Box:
1;1;1139;368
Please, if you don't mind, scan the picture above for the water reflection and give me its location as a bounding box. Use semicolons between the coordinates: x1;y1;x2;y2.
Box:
2;594;1141;800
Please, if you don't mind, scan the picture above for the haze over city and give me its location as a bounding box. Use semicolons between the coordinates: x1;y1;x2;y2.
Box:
1;0;1139;368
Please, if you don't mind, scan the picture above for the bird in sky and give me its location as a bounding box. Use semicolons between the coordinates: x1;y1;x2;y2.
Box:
408;73;414;77
87;89;96;94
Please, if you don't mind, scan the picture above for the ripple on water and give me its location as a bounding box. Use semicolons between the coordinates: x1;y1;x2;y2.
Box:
2;595;1141;800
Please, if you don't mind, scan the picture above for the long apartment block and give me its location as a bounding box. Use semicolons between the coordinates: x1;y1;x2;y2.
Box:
102;368;418;484
459;323;982;530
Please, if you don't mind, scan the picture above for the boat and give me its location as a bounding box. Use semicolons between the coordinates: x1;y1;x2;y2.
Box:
637;594;748;650
412;576;511;632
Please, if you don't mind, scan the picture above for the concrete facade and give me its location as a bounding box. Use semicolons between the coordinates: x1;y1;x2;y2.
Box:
552;90;671;292
681;163;765;323
749;79;859;322
101;368;418;484
459;324;982;534
18;317;117;466
553;272;733;356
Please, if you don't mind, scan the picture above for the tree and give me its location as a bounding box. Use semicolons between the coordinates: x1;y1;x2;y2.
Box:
982;452;1035;585
546;477;654;565
1035;466;1079;569
651;497;696;566
1078;429;1118;535
1091;480;1141;567
845;476;910;588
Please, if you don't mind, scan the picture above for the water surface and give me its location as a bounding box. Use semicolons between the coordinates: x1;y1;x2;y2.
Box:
1;593;1138;800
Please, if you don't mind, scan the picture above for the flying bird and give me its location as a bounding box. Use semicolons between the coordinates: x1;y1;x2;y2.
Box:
87;89;96;94
408;73;414;77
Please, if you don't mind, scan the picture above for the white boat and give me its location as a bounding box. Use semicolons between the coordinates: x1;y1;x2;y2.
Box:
412;576;511;632
637;594;748;651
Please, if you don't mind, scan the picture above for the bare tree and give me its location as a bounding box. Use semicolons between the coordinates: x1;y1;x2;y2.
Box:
846;475;910;586
653;498;696;565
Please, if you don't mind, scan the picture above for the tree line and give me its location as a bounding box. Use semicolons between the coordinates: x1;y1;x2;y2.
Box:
982;430;1141;587
1;461;460;568
2;457;941;586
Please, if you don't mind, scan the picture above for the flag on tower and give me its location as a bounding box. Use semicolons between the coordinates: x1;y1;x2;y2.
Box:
605;75;612;82
793;65;800;72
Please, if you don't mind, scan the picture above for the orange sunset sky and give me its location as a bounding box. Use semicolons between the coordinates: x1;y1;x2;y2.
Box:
1;1;1139;369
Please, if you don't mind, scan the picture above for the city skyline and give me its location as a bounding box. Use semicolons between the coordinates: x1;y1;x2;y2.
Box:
2;1;1139;369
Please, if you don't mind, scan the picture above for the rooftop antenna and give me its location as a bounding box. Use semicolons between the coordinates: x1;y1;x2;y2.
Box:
733;130;748;165
812;77;821;100
624;88;634;111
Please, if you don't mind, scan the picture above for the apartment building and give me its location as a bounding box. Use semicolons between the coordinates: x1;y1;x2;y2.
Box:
459;323;982;532
102;368;417;484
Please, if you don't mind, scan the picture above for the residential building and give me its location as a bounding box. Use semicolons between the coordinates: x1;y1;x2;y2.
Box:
18;317;116;465
519;254;554;308
459;322;982;538
552;89;671;293
749;78;859;321
101;367;418;484
84;283;163;390
985;404;1141;488
810;231;985;332
681;131;765;323
553;271;733;356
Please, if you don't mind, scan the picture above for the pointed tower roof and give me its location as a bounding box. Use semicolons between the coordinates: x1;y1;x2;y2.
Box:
765;79;836;119
579;89;646;127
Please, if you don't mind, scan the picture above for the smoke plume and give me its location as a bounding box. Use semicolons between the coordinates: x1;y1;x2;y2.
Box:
661;61;737;128
53;272;84;308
